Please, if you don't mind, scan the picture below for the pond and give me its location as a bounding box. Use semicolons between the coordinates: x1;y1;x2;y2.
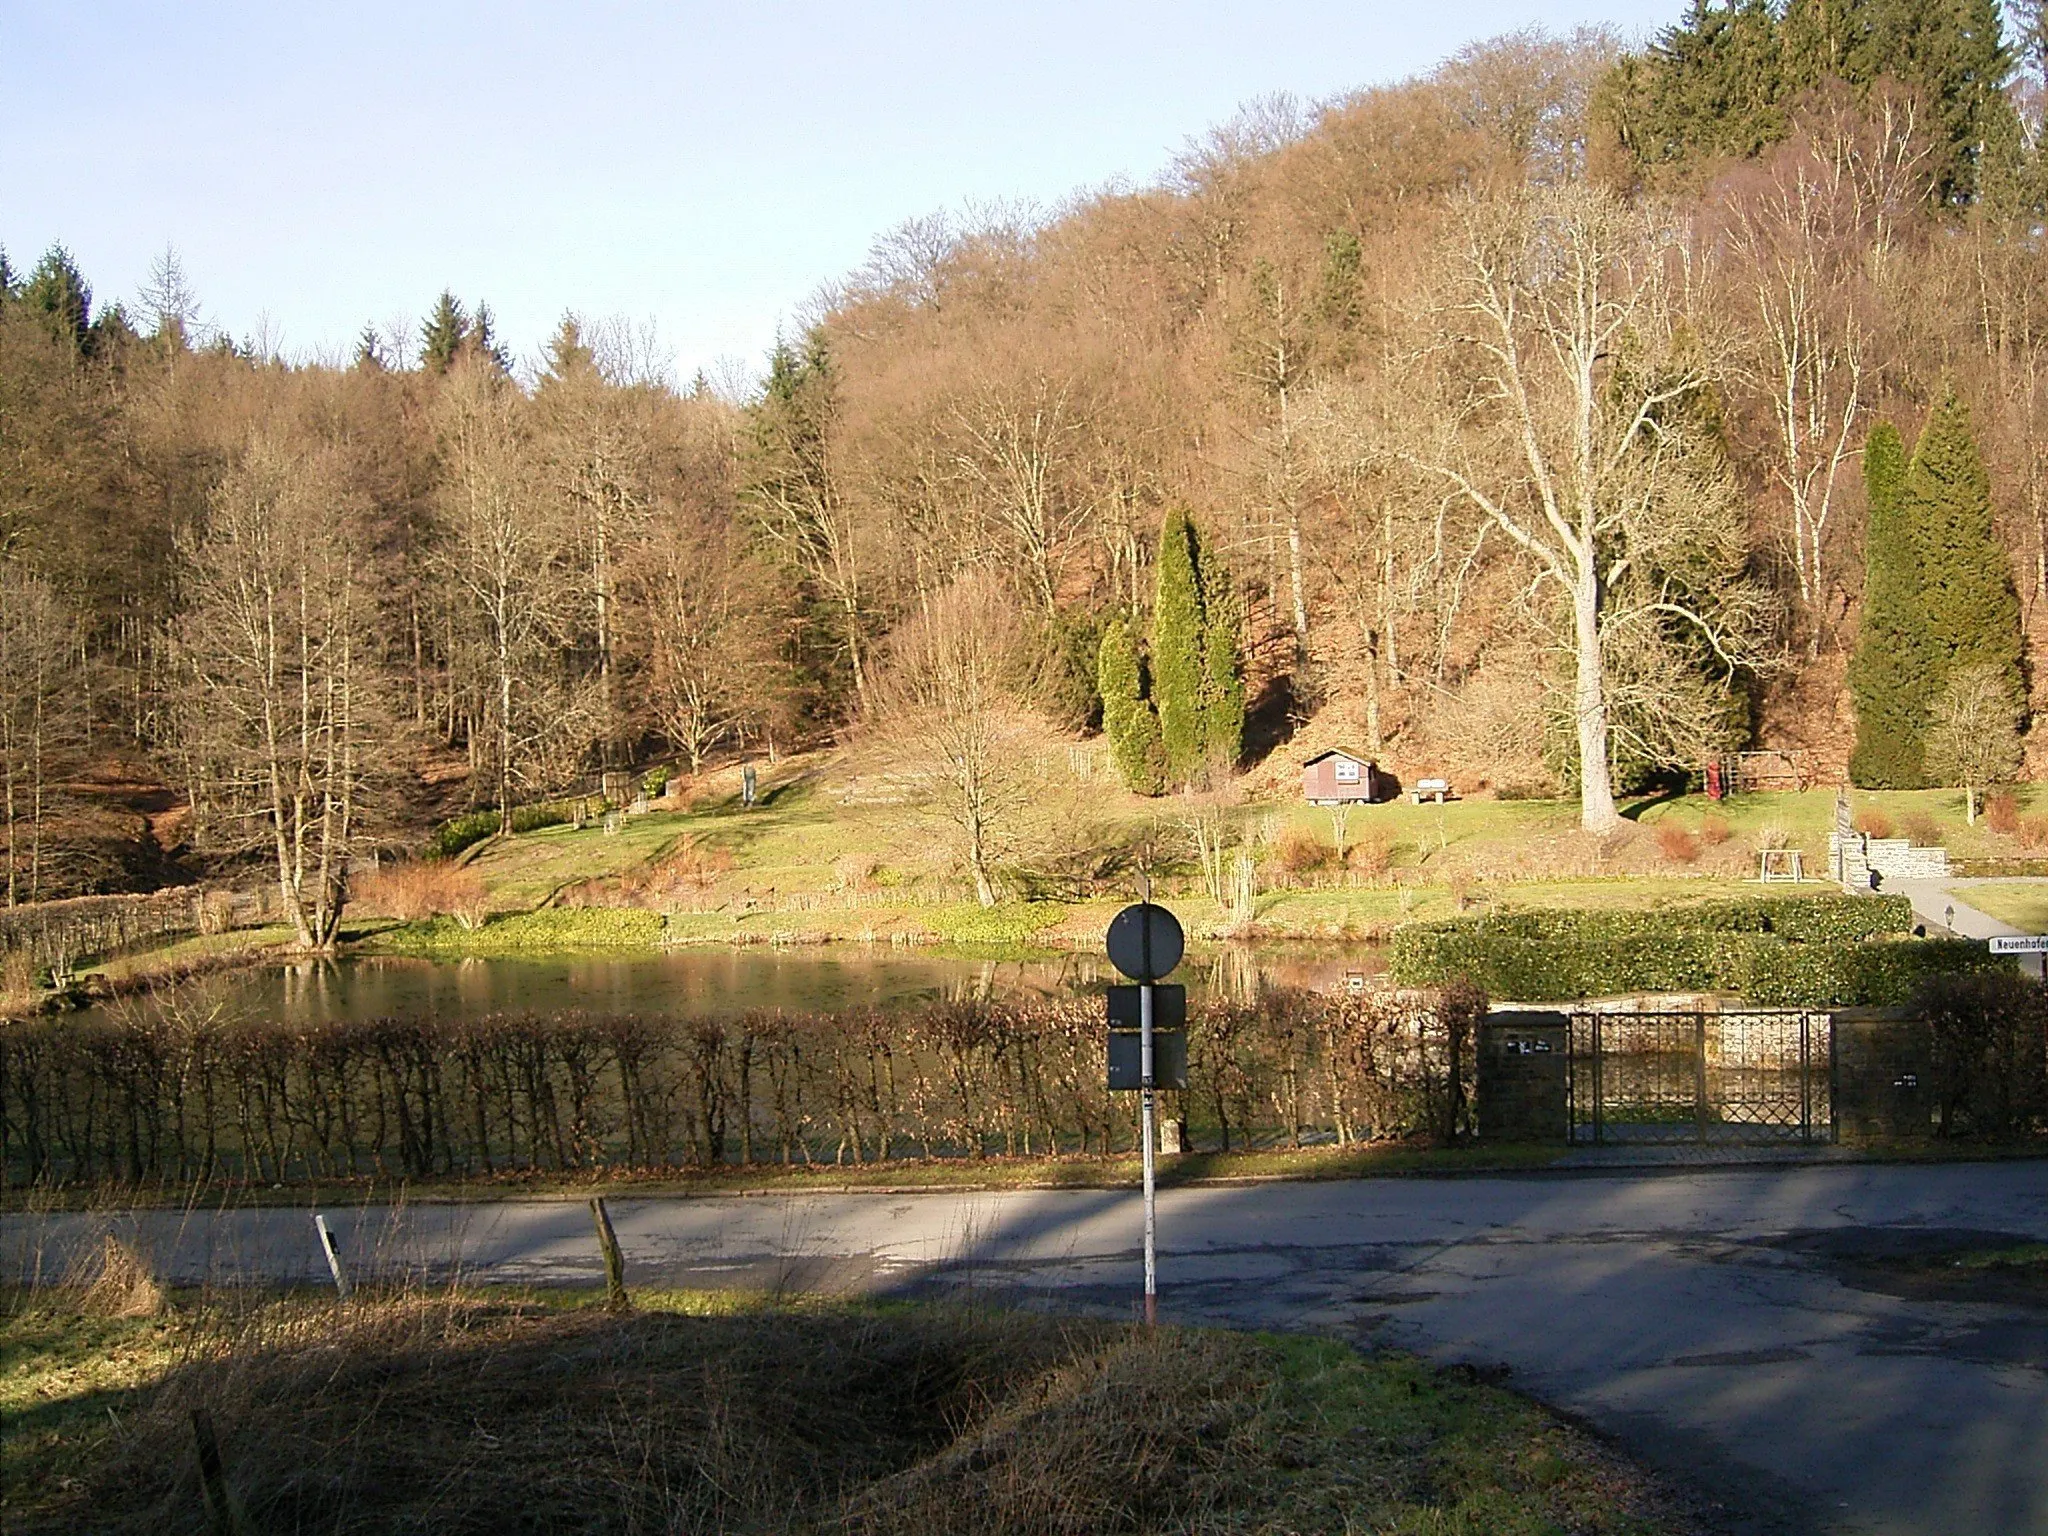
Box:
90;942;1391;1027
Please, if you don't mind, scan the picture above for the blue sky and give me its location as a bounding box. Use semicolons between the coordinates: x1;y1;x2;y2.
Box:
2;1;1681;381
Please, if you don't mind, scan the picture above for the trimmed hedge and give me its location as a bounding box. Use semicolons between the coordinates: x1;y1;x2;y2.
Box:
1400;895;1911;946
427;799;607;860
1388;896;1997;1007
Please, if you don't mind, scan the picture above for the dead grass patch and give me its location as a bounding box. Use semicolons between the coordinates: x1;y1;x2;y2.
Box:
4;1292;1702;1536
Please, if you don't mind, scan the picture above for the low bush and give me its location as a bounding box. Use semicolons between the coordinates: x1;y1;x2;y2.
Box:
1853;808;1895;840
1901;811;1942;846
2021;818;2048;851
1699;814;1732;846
1985;791;2021;835
1348;829;1393;878
1654;823;1700;863
356;862;488;929
428;799;597;859
426;810;501;860
1272;826;1333;875
1917;971;2048;1138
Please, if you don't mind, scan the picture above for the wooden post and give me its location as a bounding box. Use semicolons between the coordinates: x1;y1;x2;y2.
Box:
313;1213;349;1300
191;1407;242;1536
590;1197;628;1310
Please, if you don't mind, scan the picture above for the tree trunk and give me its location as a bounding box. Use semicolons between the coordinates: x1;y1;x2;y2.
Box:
1572;565;1619;834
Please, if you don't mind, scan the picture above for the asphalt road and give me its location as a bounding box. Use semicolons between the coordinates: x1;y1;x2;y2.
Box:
10;1162;2047;1536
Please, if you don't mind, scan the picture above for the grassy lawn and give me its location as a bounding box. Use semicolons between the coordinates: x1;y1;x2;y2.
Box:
4;1285;1701;1535
1956;881;2048;932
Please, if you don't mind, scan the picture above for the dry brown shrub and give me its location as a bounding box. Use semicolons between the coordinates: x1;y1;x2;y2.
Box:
843;1328;1267;1535
1901;811;1942;846
1272;826;1332;876
1985;791;2021;835
1654;823;1701;864
355;862;488;929
834;852;881;894
1;947;34;1011
1346;829;1393;878
2020;816;2048;850
1853;808;1895;839
66;1234;164;1318
1698;814;1732;846
650;835;736;895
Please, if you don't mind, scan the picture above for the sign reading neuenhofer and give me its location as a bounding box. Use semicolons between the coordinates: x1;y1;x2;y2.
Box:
1988;934;2048;954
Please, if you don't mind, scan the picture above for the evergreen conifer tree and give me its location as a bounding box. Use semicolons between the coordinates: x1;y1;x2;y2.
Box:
1848;421;1930;787
421;291;468;373
1202;570;1245;770
23;246;92;353
1151;508;1208;783
1097;618;1165;795
1907;382;2023;706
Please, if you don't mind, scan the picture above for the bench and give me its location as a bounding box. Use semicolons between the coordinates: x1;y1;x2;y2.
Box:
1409;778;1452;805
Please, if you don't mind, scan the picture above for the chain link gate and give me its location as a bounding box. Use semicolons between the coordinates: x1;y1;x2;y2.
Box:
1567;1009;1833;1145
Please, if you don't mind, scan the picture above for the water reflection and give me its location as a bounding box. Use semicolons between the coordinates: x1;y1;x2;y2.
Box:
98;943;1388;1026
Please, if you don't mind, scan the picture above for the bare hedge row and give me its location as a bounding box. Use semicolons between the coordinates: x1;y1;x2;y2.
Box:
1;988;1482;1188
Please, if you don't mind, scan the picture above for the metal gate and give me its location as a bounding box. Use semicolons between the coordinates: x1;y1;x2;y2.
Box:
1567;1009;1832;1145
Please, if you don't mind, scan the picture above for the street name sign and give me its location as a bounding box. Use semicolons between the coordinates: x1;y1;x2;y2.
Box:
1989;934;2048;954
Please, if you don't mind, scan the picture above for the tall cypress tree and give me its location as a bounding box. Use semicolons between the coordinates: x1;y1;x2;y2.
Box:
1097;618;1165;796
1848;421;1929;787
1152;508;1208;782
1202;567;1245;771
1908;383;2023;706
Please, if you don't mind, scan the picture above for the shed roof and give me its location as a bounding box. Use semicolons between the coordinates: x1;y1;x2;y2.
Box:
1302;749;1372;767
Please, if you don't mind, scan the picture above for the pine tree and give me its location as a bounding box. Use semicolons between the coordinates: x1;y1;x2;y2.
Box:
1152;508;1208;783
1848;421;1931;787
23;246;92;353
1202;567;1245;770
1098;618;1165;795
421;291;468;373
1907;382;2023;706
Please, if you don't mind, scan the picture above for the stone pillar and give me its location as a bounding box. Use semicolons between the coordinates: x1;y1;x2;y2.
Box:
1477;1010;1570;1144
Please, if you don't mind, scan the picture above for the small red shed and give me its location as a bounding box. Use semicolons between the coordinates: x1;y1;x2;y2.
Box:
1302;749;1380;806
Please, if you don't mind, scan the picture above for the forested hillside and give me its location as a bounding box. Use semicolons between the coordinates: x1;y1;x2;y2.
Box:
2;3;2046;927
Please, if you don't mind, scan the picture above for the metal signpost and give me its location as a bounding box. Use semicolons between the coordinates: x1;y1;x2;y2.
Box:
1105;896;1184;1326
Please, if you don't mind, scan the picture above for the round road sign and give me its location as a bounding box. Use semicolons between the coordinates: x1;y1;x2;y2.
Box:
1106;902;1184;982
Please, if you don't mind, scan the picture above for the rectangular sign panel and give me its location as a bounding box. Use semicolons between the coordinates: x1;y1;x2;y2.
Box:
1105;983;1185;1031
1989;934;2048;953
1107;1029;1189;1091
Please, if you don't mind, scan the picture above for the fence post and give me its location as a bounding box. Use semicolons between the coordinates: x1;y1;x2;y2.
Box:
590;1197;628;1310
191;1407;244;1536
313;1213;349;1300
1694;1012;1709;1143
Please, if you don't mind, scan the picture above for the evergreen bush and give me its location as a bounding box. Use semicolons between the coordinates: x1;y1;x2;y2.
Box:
1096;617;1165;795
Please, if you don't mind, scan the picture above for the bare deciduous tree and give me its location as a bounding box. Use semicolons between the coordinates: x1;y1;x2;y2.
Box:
173;430;391;949
0;563;77;904
1405;183;1766;833
433;359;588;829
863;574;1043;906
